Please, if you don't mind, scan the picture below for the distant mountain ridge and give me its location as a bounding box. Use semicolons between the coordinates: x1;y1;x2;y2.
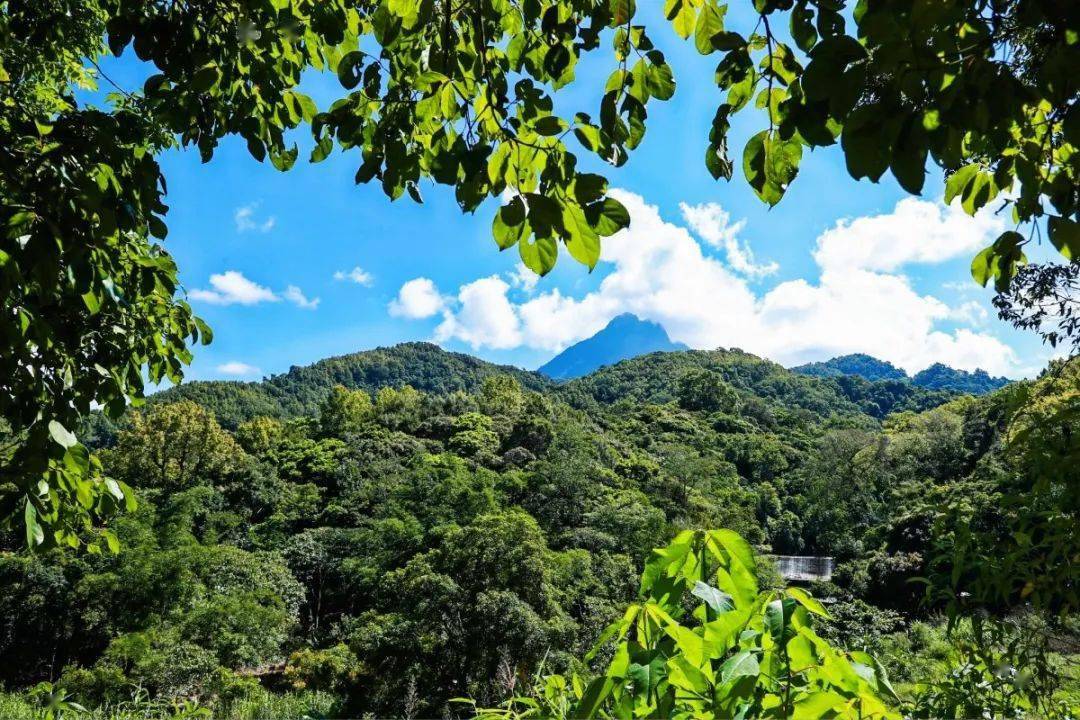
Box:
538;314;688;380
792;354;1010;395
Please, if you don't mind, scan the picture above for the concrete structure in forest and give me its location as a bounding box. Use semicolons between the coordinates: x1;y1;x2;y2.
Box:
772;555;834;582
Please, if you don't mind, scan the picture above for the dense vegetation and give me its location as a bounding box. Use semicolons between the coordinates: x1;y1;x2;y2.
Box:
793;354;1010;395
153;342;551;429
1;344;1076;718
2;0;1077;547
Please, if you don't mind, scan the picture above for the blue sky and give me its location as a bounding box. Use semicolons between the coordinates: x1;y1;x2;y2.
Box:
91;5;1060;382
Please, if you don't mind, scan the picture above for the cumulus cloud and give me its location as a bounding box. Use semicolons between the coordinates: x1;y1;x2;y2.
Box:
812;197;1002;273
509;262;540;293
190;271;319;310
283;285;320;310
401;191;1021;376
334;266;375;286
190;271;278;306
679;202;777;278
234;202;276;233
388;277;445;318
435;276;523;350
216;361;261;377
951;301;989;326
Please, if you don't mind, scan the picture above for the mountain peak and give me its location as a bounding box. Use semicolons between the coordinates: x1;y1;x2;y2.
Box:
538;315;688;380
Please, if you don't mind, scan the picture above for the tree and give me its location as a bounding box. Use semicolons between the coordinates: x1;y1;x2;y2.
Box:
1;0;1077;544
318;385;374;438
677;368;740;413
106;401;242;490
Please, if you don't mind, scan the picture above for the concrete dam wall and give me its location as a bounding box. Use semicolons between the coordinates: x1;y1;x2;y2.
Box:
772;555;834;582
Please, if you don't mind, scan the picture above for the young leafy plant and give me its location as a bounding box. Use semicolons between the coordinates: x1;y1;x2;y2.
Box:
472;529;900;719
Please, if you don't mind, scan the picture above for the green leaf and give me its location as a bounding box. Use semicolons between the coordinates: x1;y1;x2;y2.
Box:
765;597;796;643
519;235;558;275
785;587;830;618
24;501;44;547
573;173;609;204
743;131;799;205
610;0;636;26
961;171;995;214
695;2;727;55
944;164;979;205
194;316;214;345
269;144;299;172
705;142;733;180
646;62;676;100
971;231;1025;289
534;116;567;136
148;215;168;240
189;63;221;93
718;650;759;684
890;119;928;194
562;203;601;269
692;581;735;613
1048;216;1080;261
790;3;818;52
668;0;697;39
970;245;996;286
101;529;120;554
573;676;615;719
48;420;77;449
792;691;846;719
337;51;364;89
586;198;631;236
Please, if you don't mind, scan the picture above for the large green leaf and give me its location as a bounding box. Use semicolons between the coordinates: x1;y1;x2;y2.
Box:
718;650;760;684
1048;216;1080;261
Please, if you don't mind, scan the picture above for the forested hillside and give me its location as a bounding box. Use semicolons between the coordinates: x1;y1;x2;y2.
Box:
1;345;1077;718
793;354;1011;395
153;343;552;429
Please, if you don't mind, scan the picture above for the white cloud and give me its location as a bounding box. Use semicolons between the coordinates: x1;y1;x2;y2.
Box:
216;361;261;377
190;271;319;310
679;202;777;278
283;285;320;310
435;276;523;350
234;202;276;233
419;191;1021;376
509;262;540;293
388;277;445;318
951;301;989;326
812;197;1003;273
190;271;278;306
334;266;375;286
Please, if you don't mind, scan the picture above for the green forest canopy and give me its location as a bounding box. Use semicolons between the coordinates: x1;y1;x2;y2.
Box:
1;0;1078;546
1;343;1077;718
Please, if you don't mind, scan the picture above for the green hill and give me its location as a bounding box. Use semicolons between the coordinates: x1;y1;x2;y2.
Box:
561;348;958;421
7;340;1075;720
155;342;552;428
792;353;908;382
792;353;1010;395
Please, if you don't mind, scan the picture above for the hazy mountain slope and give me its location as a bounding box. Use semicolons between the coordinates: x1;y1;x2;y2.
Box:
538;314;688;380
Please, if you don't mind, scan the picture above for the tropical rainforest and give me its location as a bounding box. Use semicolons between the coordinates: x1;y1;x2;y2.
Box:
1;0;1079;717
1;343;1077;718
